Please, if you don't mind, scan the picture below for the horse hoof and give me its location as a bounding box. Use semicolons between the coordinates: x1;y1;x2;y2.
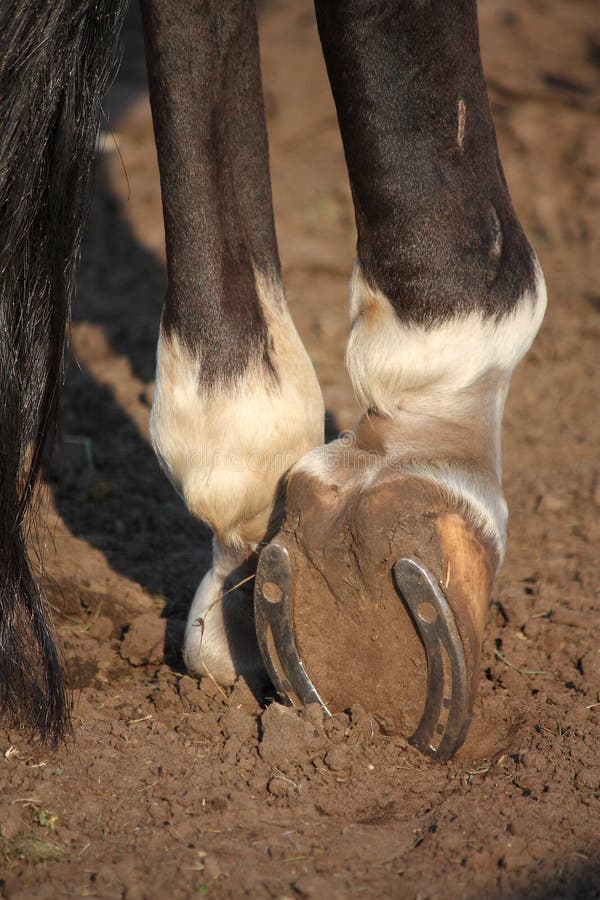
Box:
254;475;495;762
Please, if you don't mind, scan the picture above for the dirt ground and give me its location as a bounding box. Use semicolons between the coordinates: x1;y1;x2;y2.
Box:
2;1;600;897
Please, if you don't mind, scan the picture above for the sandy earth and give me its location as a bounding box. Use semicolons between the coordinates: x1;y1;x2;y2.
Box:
2;1;600;897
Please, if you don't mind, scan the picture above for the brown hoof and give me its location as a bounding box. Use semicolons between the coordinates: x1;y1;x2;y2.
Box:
254;475;495;762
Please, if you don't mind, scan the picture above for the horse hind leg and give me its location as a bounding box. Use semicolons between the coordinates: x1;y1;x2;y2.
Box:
255;0;546;759
140;0;324;686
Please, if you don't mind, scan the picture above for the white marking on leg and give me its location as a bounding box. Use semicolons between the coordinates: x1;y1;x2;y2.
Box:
346;260;546;420
151;270;324;551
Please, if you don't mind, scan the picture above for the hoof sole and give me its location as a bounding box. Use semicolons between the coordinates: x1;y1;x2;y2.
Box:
255;542;477;762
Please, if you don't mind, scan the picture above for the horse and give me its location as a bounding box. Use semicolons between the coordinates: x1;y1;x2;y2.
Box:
0;0;546;760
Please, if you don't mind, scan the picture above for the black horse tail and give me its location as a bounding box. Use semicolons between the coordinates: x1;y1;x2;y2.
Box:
0;0;128;743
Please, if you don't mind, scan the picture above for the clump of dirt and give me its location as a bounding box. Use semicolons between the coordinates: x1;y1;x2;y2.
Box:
259;703;327;768
119;614;172;667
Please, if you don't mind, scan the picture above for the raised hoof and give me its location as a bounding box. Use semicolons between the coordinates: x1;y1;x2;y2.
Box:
254;476;495;762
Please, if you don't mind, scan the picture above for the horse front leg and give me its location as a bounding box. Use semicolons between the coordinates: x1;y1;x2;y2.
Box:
140;0;324;684
255;0;546;759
